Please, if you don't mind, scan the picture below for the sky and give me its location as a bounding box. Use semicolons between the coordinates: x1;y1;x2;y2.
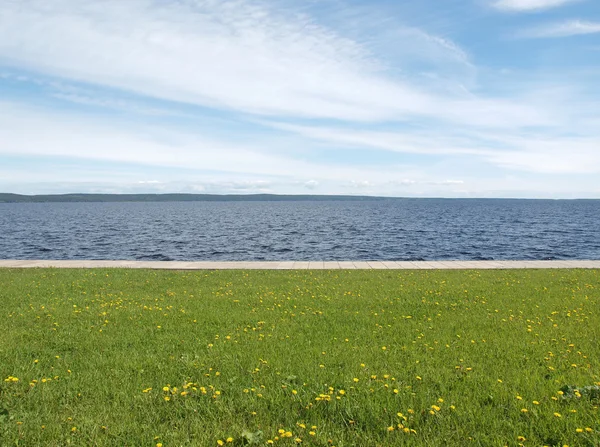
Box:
1;0;599;198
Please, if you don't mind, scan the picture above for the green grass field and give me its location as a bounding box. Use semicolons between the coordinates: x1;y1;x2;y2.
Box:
1;268;599;446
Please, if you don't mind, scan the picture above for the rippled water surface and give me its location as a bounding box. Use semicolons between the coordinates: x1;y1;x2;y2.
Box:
1;200;599;261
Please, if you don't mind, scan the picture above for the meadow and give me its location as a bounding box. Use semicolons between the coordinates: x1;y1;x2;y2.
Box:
0;268;598;446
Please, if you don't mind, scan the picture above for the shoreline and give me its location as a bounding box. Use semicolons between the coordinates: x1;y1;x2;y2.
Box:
1;259;599;269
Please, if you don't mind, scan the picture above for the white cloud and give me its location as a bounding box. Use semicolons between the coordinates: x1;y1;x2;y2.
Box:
0;100;418;184
268;122;600;174
492;0;580;12
0;0;550;128
348;180;373;189
518;20;600;38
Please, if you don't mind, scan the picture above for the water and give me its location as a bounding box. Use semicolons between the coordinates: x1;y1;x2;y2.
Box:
1;199;599;261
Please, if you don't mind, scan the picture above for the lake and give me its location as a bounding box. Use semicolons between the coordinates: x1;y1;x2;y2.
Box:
1;199;599;261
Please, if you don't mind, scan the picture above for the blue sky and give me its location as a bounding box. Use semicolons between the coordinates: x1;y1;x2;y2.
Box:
1;0;599;197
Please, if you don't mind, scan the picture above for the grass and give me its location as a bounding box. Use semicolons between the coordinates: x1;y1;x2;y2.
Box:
0;268;599;447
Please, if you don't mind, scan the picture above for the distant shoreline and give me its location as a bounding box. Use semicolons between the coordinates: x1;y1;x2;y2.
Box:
1;193;598;203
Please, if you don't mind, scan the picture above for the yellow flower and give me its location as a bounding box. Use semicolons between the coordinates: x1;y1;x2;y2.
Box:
554;412;562;418
353;378;359;382
387;426;395;432
226;437;233;443
576;428;584;433
157;444;163;447
521;408;528;413
517;436;526;442
532;401;539;405
217;440;224;446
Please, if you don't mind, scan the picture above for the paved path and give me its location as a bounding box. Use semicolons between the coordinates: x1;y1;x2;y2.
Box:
0;260;599;270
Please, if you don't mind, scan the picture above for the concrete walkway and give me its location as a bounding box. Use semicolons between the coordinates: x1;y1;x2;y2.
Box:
0;260;599;270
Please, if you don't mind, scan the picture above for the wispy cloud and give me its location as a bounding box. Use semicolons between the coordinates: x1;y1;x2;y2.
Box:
268;122;600;174
0;0;546;128
518;20;600;38
492;0;581;12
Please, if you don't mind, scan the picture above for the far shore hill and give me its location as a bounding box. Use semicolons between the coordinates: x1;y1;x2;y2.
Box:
0;193;393;203
1;193;597;203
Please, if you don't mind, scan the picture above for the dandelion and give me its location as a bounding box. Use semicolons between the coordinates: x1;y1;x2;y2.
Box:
226;437;233;443
353;378;359;383
554;412;562;418
217;440;224;446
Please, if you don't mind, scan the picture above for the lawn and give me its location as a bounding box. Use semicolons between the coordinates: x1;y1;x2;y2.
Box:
0;268;599;446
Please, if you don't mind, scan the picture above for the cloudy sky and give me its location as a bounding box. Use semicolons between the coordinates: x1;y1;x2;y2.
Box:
1;0;599;197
